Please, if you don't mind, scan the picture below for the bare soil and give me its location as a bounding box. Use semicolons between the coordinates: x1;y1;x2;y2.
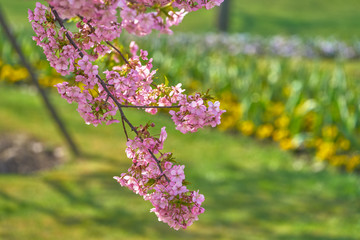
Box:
0;134;64;174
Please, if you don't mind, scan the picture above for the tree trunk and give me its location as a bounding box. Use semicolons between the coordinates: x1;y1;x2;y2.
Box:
218;0;230;32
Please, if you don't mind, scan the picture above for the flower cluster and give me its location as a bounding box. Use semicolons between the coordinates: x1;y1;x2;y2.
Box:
170;94;225;133
47;0;223;37
29;2;224;127
193;33;360;59
114;124;205;230
120;33;360;172
29;0;224;230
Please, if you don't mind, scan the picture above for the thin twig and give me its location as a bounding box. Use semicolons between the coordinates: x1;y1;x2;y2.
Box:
121;117;129;141
106;40;131;66
76;14;131;66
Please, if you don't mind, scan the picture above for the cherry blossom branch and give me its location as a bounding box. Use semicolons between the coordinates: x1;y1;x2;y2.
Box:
50;6;84;58
0;5;80;156
51;5;170;182
76;14;131;66
30;0;226;230
76;13;163;89
97;77;170;182
126;0;152;8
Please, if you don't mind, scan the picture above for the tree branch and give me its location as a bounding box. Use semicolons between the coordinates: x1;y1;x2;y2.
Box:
76;14;131;66
106;40;131;66
50;5;170;182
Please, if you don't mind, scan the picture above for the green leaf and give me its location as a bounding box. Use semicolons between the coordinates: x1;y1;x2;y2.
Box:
164;75;169;86
182;180;191;186
145;178;156;187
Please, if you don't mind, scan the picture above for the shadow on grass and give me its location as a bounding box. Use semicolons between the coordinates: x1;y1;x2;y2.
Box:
276;235;355;240
0;152;359;239
190;162;360;239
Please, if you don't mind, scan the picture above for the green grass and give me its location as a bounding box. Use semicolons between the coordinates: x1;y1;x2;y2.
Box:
0;1;360;238
1;0;360;39
0;84;359;239
0;0;40;28
174;0;360;39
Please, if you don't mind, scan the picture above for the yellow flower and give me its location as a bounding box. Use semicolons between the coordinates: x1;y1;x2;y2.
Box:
218;116;236;131
15;67;29;80
220;91;234;102
268;102;285;116
38;77;49;86
52;78;63;86
234;103;243;118
314;138;323;148
239;120;255;136
279;138;295;150
256;124;274;139
39;75;64;87
189;79;201;90
217;93;242;131
329;155;347;166
272;129;289;142
316;142;336;160
337;138;351;151
282;85;292;97
303;112;316;131
322;125;338;140
275;115;290;128
0;64;13;80
346;155;360;172
304;138;316;148
0;65;29;82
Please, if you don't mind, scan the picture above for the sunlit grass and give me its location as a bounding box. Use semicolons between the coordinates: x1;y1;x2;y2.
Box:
174;0;360;39
0;84;359;239
0;0;359;238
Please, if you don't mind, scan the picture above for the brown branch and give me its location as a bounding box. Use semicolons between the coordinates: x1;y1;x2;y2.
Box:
51;6;84;58
121;117;129;141
96;75;170;182
105;41;131;66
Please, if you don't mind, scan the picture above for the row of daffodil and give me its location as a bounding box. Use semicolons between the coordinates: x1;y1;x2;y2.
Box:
1;32;359;171
0;28;63;87
131;34;360;172
0;60;63;87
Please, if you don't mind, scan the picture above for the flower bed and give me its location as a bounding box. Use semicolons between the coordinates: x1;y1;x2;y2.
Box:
1;32;359;171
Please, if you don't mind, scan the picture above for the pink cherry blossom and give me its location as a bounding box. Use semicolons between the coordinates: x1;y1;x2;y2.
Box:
29;0;225;230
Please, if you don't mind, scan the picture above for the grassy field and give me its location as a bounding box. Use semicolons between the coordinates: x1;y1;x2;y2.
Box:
1;1;360;239
176;0;360;39
0;85;359;239
1;0;360;39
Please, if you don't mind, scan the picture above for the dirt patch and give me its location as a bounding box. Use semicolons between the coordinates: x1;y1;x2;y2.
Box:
0;134;65;174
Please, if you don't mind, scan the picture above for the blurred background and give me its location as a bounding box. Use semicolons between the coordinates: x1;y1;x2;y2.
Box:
0;0;360;239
